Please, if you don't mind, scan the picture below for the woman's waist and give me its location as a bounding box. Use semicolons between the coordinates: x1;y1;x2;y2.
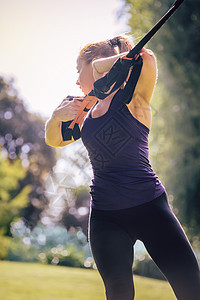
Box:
92;169;158;185
92;162;155;176
90;174;165;200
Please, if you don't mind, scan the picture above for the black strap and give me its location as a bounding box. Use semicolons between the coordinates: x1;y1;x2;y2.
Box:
126;0;184;60
120;55;143;104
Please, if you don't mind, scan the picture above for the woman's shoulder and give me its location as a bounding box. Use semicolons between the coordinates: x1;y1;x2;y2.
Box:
140;48;157;73
132;48;157;104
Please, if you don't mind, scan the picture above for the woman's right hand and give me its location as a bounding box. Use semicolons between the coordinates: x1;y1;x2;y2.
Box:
51;96;84;122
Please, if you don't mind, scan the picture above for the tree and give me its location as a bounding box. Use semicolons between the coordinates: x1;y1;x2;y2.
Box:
0;76;57;234
121;0;200;237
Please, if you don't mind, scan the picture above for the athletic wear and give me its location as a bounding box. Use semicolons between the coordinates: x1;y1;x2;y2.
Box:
81;88;165;210
81;87;200;300
89;191;200;300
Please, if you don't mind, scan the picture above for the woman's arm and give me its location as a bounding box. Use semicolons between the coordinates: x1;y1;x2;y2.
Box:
45;97;83;147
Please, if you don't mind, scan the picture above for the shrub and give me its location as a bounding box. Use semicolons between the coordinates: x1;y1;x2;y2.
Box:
6;237;38;262
45;245;85;268
1;222;95;269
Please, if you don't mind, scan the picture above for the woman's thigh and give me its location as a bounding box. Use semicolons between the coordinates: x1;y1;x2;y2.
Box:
89;211;136;300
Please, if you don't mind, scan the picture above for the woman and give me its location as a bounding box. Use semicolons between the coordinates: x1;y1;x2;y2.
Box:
45;35;200;300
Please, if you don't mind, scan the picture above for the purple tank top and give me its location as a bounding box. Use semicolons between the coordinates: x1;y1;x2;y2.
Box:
81;88;165;210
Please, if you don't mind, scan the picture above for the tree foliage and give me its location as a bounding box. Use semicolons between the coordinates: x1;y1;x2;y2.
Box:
121;0;200;236
0;158;31;235
0;76;57;234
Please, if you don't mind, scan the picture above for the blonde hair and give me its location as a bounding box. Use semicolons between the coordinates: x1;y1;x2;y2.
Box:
78;35;134;64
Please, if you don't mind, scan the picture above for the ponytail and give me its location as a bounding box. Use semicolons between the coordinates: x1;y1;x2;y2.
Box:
78;35;134;64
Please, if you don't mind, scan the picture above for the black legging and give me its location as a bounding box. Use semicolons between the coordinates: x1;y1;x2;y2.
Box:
88;191;200;300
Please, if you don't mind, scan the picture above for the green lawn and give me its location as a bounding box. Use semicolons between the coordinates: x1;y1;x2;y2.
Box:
0;261;176;300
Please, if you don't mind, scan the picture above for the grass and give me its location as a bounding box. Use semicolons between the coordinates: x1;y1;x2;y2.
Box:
0;261;176;300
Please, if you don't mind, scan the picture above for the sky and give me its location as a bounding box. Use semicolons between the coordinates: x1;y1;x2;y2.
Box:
0;0;130;120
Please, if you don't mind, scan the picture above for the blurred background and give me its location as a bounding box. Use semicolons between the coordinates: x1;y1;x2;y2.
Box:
0;0;200;299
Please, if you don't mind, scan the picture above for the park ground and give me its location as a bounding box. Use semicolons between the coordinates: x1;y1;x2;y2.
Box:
0;261;176;300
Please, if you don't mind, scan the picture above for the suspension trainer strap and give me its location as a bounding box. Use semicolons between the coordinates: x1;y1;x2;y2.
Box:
120;55;143;104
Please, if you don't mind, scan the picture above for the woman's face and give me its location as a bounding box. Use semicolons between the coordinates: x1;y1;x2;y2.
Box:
76;57;95;96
